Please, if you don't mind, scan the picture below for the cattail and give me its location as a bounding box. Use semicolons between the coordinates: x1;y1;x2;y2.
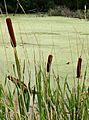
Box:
6;17;16;47
7;75;38;94
47;55;53;72
7;75;27;92
76;56;82;78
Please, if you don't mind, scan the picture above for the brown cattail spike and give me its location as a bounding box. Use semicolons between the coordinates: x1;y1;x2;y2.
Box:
6;17;16;47
87;86;89;95
47;55;53;72
76;56;82;78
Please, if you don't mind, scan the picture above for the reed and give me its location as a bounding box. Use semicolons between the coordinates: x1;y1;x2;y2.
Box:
6;17;16;47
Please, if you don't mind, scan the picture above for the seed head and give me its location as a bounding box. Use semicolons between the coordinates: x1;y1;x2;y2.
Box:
6;17;16;47
76;56;82;78
47;55;53;72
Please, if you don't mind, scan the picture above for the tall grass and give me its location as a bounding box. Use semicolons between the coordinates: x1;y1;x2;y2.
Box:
0;17;89;120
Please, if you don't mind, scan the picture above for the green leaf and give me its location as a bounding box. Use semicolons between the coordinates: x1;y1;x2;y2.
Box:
14;49;21;80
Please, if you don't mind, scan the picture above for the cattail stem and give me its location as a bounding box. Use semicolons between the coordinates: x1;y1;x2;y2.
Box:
47;55;53;73
6;17;16;47
76;57;82;78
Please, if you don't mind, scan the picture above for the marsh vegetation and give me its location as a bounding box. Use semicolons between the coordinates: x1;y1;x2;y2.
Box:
0;15;89;119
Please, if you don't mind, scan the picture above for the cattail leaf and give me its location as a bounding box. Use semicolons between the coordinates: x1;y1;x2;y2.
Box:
14;49;21;80
13;64;16;76
22;60;25;75
4;74;7;86
33;86;36;104
22;60;25;81
82;66;87;92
